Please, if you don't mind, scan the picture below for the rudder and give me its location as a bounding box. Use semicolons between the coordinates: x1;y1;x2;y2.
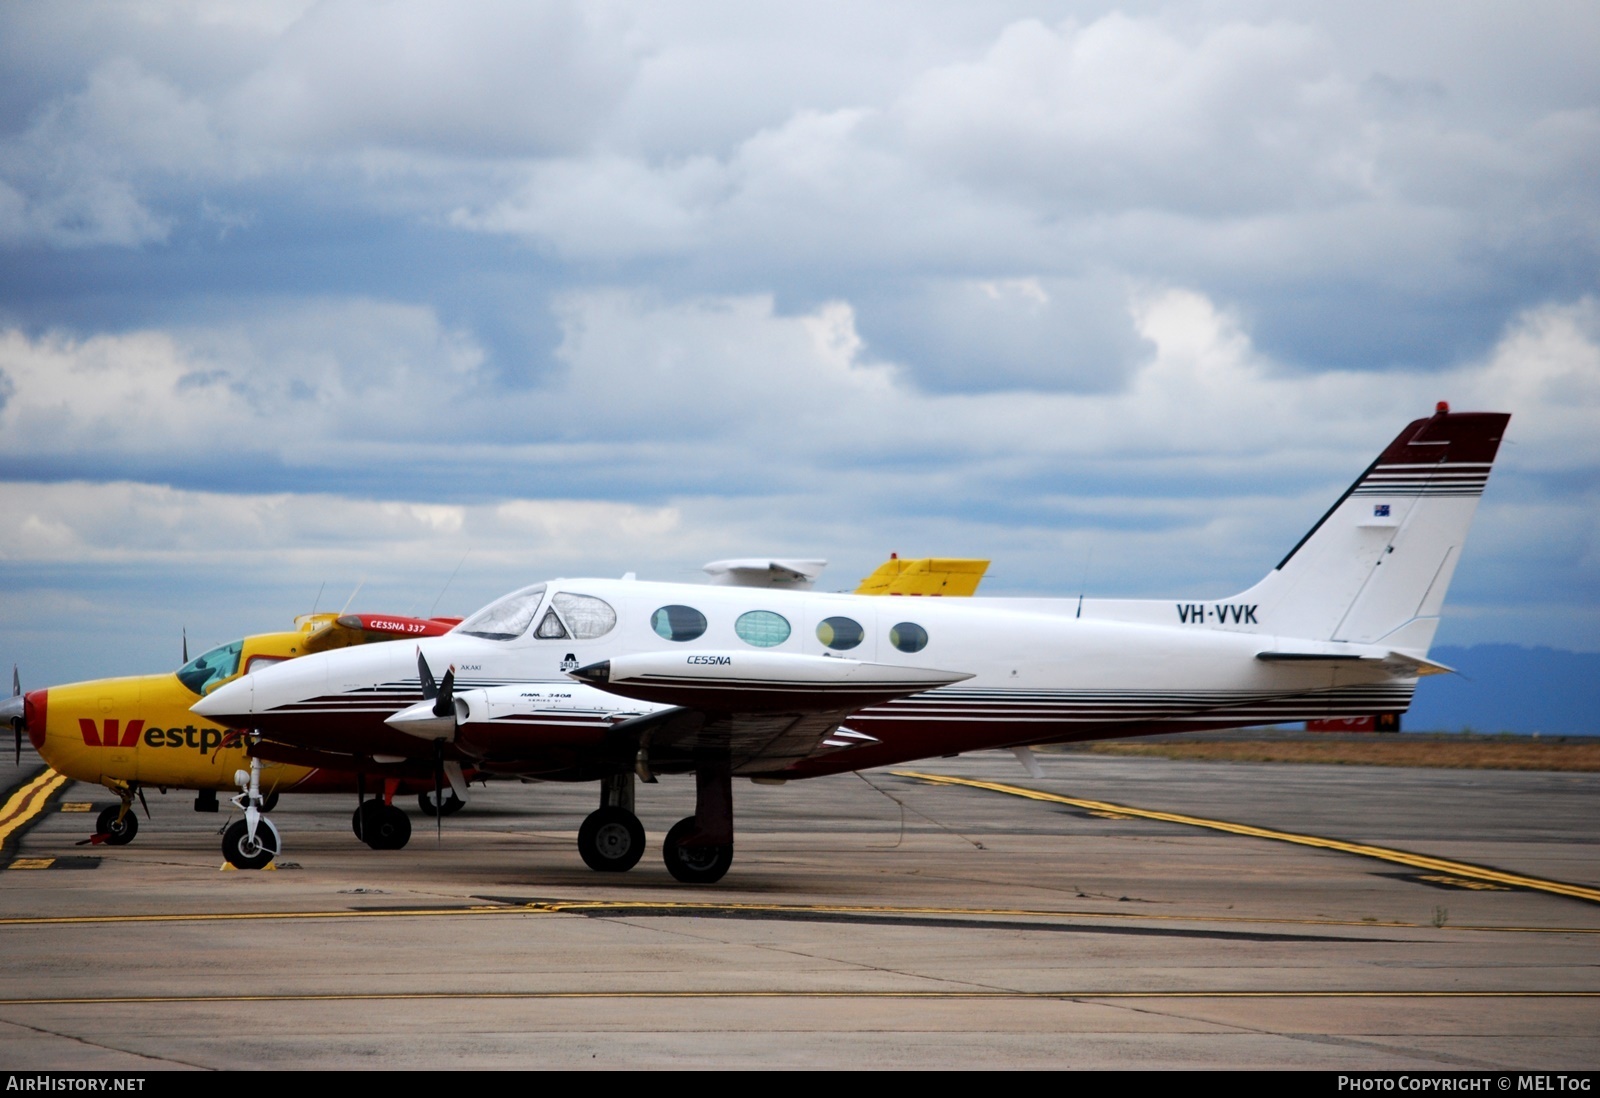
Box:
1233;405;1510;651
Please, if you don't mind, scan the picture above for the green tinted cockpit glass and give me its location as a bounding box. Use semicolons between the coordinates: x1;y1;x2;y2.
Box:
176;640;244;696
456;584;547;640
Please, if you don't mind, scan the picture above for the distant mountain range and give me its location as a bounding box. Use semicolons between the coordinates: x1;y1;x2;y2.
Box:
1404;645;1599;736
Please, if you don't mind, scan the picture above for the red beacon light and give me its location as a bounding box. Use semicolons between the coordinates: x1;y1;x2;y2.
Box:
1436;401;1450;415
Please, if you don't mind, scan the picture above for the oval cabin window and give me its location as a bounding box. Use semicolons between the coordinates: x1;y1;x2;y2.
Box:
889;622;928;653
735;610;790;647
651;605;708;642
816;616;864;651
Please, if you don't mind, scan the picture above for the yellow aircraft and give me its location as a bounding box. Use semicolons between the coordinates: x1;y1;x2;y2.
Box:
6;612;461;866
853;555;989;597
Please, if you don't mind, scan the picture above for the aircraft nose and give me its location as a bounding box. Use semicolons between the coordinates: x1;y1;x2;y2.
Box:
16;689;47;757
191;676;252;722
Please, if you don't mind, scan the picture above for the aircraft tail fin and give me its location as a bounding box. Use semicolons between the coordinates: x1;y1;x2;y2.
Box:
1233;405;1510;652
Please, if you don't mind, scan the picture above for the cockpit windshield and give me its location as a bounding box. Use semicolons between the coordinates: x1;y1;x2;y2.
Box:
454;584;548;640
176;640;244;696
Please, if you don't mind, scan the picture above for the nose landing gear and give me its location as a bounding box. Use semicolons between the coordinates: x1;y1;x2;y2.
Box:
94;803;139;846
221;747;280;869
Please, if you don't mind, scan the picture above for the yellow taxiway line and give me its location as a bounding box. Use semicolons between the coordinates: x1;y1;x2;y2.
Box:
0;769;69;852
894;770;1600;906
1;989;1594;1007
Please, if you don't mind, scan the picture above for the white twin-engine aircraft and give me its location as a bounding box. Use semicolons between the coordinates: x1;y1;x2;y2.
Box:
194;405;1509;882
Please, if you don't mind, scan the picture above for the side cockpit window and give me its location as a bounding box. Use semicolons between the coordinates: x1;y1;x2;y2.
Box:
456;584;548;640
551;593;617;639
176;640;244;696
534;609;569;639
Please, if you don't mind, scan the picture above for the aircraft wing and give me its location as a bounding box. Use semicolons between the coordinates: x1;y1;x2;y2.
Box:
300;613;459;654
570;650;972;776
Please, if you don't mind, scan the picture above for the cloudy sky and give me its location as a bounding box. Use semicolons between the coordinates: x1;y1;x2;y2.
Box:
2;1;1597;685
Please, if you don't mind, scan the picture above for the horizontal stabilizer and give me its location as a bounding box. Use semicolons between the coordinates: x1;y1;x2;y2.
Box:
1256;650;1455;677
855;556;990;596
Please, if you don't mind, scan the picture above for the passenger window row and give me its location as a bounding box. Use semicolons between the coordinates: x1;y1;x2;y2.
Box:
652;605;928;653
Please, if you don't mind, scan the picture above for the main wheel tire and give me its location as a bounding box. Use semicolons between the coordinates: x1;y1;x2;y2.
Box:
418;790;465;817
662;816;733;884
577;806;646;872
355;801;412;850
221;817;280;870
96;805;138;846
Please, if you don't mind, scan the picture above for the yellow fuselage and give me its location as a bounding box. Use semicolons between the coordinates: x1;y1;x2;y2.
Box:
31;630;317;796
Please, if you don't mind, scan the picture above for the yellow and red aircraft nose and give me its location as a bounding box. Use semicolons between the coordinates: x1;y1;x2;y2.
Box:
25;689;48;753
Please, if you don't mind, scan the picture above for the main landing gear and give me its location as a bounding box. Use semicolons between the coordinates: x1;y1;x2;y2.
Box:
577;773;645;872
353;797;412;850
351;776;411;850
221;751;281;870
575;768;736;884
660;768;733;885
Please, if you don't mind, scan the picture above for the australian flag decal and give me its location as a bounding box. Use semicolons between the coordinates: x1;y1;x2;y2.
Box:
1374;504;1391;517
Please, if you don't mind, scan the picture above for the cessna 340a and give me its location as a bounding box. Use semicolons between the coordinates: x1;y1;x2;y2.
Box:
3;612;464;867
194;406;1508;883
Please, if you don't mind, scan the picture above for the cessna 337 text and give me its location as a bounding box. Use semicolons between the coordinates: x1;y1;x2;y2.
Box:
194;406;1508;882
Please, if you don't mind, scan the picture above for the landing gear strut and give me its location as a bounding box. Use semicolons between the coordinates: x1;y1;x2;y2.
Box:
222;749;280;869
662;767;733;884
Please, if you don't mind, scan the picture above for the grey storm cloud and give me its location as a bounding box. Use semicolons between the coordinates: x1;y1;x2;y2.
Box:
0;1;1596;682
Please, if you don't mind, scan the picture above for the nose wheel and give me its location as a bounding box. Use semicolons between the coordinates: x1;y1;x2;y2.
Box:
222;817;280;870
221;747;280;869
95;804;138;846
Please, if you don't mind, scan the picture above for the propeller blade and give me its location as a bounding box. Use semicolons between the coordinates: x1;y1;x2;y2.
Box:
432;667;455;719
417;650;439;700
